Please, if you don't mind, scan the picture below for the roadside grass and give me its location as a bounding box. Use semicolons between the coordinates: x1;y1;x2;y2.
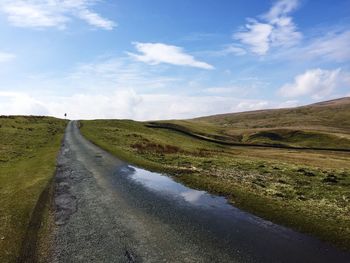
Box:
81;119;350;250
0;116;66;262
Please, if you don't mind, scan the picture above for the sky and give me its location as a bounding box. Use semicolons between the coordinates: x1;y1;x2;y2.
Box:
0;0;349;120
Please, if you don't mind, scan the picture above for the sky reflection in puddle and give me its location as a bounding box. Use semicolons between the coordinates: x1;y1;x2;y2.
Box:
123;165;234;210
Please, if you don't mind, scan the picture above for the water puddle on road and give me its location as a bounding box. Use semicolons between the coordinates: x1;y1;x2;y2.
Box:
123;166;233;209
123;165;279;227
116;165;350;262
120;165;323;236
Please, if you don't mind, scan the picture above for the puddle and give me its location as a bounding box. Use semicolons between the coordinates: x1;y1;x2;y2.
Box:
113;167;350;262
121;166;233;210
119;165;334;237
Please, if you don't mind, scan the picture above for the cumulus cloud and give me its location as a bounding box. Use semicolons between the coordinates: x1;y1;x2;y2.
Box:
0;52;15;62
0;0;116;30
0;89;272;120
128;42;214;69
48;90;142;119
234;0;301;55
0;54;267;120
0;91;49;115
279;68;350;99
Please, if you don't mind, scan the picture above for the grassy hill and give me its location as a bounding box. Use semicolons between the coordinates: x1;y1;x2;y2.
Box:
80;97;350;250
150;97;350;150
0;116;66;262
195;97;350;130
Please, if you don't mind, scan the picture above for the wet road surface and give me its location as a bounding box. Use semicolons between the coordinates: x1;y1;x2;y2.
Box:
52;121;350;262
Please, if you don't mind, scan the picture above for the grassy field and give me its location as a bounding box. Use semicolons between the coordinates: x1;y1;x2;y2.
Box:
0;116;66;262
152;97;350;149
80;98;350;250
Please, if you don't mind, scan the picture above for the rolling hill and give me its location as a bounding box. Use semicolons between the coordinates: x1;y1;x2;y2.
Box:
149;97;350;150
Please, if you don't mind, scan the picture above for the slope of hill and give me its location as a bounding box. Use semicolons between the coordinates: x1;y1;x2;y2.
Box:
150;97;350;150
195;97;350;131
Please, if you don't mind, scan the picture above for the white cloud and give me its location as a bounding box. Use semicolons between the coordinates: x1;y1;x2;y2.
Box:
278;100;299;108
67;57;179;91
0;52;15;62
222;44;247;56
204;87;238;94
279;68;350;99
128;42;214;69
263;0;299;21
0;89;272;120
303;30;350;62
0;55;268;120
236;100;269;111
0;91;49;115
266;28;350;64
234;21;272;55
234;0;301;55
48;90;142;119
203;85;258;97
0;0;116;30
76;8;115;30
269;16;301;48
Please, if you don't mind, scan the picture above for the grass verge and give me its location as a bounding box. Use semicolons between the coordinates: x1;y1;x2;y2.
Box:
81;119;350;251
0;116;66;262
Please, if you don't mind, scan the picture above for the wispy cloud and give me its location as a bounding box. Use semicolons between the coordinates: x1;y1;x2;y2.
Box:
128;42;214;69
237;100;269;111
203;84;258;97
302;30;350;62
278;100;299;108
68;57;180;91
234;22;272;55
279;68;350;99
222;44;247;56
0;0;116;30
0;51;15;62
233;0;301;55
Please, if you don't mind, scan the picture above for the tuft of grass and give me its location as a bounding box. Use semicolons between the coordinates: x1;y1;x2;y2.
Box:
81;118;350;250
0;116;66;262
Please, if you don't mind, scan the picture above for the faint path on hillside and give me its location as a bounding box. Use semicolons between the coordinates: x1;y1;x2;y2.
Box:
51;121;350;263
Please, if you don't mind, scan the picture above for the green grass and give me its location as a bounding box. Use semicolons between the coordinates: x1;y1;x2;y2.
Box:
152;97;350;149
195;97;350;131
81;118;350;250
0;116;66;262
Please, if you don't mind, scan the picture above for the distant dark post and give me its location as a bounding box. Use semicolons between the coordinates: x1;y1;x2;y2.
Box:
64;113;67;119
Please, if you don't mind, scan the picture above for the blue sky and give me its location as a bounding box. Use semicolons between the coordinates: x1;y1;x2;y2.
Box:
0;0;349;120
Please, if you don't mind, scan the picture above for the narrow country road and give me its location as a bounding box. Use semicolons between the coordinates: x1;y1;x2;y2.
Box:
52;121;350;263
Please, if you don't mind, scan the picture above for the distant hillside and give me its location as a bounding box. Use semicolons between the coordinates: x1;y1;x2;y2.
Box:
194;97;350;132
149;97;350;150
